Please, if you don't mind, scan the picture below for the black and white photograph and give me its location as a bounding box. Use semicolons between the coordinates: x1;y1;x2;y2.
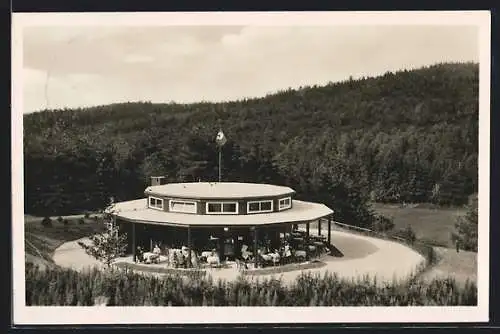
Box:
12;11;490;324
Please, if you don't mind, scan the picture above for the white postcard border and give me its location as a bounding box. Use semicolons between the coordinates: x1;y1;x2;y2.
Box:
12;10;491;325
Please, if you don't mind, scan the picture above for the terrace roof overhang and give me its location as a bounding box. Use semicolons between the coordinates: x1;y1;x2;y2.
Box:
111;198;333;228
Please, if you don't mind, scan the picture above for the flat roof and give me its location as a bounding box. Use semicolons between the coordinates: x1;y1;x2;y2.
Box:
112;198;333;227
145;182;295;199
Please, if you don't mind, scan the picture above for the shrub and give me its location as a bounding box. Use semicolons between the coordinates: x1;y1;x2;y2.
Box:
24;265;477;307
57;216;63;223
84;212;90;219
78;215;128;267
404;225;417;245
41;216;52;227
393;225;416;245
371;214;395;233
412;243;437;266
451;202;478;252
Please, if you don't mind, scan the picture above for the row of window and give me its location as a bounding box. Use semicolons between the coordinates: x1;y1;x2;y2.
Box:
148;196;292;214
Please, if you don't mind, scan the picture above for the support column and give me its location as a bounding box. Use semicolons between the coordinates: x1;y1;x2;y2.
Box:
275;227;279;250
253;226;258;267
327;215;332;244
114;216;118;257
318;219;322;236
306;222;310;259
187;226;192;268
219;228;224;261
132;222;136;262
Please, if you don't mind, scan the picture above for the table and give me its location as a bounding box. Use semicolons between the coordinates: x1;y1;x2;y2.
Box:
143;252;160;263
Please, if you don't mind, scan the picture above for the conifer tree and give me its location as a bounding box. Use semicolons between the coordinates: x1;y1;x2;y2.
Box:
78;201;128;267
451;198;478;252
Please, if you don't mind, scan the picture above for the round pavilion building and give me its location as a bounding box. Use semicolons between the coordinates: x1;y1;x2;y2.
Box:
112;178;334;267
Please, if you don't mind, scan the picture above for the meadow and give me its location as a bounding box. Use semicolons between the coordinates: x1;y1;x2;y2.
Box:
371;203;466;247
307;203;476;286
24;214;105;269
369;203;476;286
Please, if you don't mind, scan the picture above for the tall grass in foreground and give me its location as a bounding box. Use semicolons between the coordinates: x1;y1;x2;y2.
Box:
25;264;477;306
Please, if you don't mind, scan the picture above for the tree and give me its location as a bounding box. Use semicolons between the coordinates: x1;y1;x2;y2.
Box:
403;225;417;245
41;216;52;227
78;203;128;267
176;135;217;181
371;214;395;233
451;199;478;252
24;62;479;217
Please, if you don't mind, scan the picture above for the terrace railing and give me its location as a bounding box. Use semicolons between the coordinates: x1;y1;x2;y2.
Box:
328;220;437;266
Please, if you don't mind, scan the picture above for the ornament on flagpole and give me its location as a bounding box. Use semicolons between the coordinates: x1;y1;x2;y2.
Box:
216;129;227;147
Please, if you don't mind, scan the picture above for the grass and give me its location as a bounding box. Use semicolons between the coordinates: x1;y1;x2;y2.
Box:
24;215;106;265
244;260;327;276
25;264;478;306
420;247;477;286
372;203;477;287
328;203;476;286
306;202;477;287
114;262;207;278
371;202;466;248
114;259;327;278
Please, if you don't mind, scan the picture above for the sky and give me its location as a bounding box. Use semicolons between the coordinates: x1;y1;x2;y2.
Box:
22;24;479;113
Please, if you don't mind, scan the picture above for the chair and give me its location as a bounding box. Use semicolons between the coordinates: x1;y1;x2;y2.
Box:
207;254;220;268
294;250;307;261
235;258;246;271
241;244;252;262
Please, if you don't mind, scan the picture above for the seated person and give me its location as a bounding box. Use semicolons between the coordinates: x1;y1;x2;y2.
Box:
241;244;252;261
135;246;144;263
206;251;221;267
153;244;161;256
283;244;292;257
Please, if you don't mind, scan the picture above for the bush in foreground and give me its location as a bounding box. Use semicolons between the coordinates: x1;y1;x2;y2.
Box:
25;264;477;307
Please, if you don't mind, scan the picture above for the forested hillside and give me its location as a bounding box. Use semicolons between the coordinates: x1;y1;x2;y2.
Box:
23;62;479;227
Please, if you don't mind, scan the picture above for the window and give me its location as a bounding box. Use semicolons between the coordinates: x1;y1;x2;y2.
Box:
206;201;238;214
248;202;260;212
247;200;274;214
149;196;164;210
169;200;197;214
223;203;237;212
279;197;292;210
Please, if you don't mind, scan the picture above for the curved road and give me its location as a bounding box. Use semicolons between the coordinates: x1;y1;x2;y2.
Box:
53;230;424;284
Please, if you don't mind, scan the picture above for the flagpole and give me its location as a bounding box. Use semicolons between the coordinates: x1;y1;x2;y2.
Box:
218;146;222;182
216;127;226;183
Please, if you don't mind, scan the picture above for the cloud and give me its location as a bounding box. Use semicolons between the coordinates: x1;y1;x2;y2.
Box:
23;67;123;112
123;54;155;63
22;25;479;113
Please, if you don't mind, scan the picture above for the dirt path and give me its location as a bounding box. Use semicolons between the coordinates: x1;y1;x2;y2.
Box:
263;230;424;284
53;230;424;284
52;238;104;271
